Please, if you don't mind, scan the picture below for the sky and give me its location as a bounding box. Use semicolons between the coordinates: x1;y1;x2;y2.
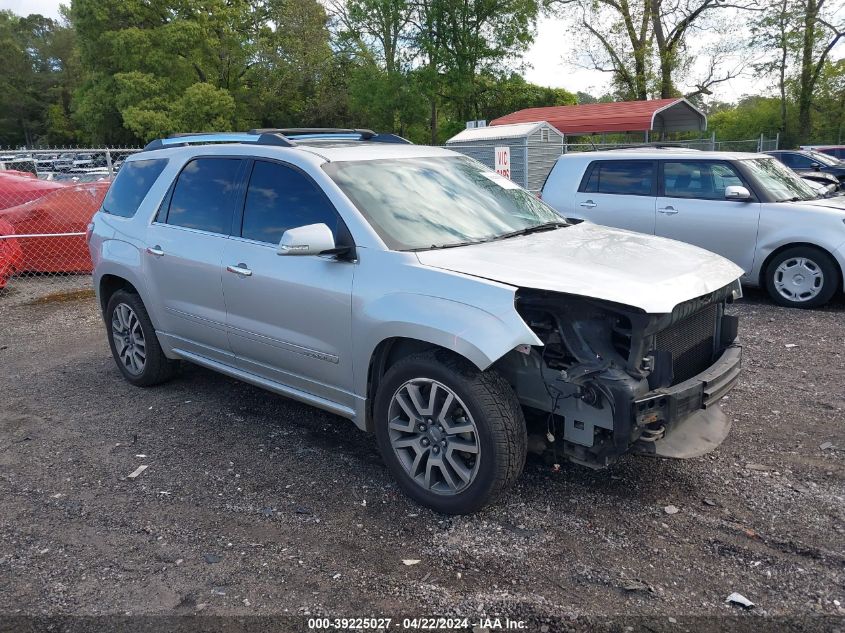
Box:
0;0;798;103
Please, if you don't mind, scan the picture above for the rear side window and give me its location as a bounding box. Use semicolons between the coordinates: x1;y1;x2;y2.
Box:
166;158;243;234
240;160;339;244
581;160;655;196
101;159;168;218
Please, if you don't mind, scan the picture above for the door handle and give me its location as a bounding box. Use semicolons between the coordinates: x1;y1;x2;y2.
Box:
658;206;679;215
146;245;164;257
226;263;252;277
579;200;597;209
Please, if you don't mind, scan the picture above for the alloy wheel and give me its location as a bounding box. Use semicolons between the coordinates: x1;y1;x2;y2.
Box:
387;378;480;496
111;303;146;375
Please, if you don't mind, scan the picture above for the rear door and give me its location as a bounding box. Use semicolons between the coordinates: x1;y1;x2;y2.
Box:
654;160;760;274
571;159;657;233
144;157;246;363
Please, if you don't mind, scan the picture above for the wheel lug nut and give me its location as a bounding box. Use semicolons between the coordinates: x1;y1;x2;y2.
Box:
432;446;439;454
421;438;430;446
418;424;426;431
440;439;447;447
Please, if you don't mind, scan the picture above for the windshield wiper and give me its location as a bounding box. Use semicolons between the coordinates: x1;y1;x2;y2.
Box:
410;221;568;251
490;220;569;242
412;238;492;251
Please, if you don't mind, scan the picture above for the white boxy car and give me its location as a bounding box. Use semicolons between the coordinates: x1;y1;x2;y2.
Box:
542;150;845;308
90;130;744;513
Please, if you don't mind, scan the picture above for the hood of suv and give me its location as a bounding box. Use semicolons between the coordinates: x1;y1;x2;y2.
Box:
797;196;845;212
415;222;743;314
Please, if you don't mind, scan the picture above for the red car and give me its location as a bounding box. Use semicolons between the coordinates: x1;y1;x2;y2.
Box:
0;171;65;210
0;182;109;276
0;219;25;289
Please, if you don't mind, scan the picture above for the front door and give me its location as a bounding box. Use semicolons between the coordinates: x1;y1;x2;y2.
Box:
655;160;761;274
221;159;356;407
144;157;245;362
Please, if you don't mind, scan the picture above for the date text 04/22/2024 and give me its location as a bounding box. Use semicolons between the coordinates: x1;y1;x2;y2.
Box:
307;617;528;630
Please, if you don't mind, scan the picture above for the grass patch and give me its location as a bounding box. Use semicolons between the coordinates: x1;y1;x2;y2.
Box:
27;287;95;305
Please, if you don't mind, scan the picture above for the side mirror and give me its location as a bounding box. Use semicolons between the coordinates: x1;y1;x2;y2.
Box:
810;162;821;170
725;185;751;201
277;223;336;256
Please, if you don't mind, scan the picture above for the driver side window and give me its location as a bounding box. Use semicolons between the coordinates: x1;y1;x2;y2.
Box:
240;160;340;245
662;161;745;200
785;153;813;169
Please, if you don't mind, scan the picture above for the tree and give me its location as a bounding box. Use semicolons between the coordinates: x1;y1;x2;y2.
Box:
795;0;843;141
708;96;783;141
476;73;576;121
548;0;752;101
548;0;652;100
0;11;80;146
748;0;844;144
750;0;795;141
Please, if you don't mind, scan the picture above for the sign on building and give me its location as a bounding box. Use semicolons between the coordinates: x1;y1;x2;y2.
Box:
494;146;511;179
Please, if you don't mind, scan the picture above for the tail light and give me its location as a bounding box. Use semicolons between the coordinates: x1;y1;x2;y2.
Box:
85;221;94;244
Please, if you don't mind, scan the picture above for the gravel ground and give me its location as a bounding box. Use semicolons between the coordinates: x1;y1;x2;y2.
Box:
0;278;843;631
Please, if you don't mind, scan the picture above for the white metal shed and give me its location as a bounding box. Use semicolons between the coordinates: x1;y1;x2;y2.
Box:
444;121;565;192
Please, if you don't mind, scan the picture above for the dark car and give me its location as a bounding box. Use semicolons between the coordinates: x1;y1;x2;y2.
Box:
765;149;845;183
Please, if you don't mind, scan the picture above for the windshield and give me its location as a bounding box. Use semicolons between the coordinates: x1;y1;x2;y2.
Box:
806;150;839;166
324;156;564;250
742;157;820;202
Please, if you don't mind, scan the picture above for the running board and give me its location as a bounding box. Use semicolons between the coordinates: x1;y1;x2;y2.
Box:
171;348;356;421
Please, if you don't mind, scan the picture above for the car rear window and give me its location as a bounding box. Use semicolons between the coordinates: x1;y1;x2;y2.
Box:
102;159;168;218
581;160;655;196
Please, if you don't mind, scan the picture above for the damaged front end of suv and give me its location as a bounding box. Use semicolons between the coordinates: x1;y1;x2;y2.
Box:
496;281;743;469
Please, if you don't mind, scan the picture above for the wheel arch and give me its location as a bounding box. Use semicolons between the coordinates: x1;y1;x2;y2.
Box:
364;337;483;433
758;242;843;291
98;274;140;315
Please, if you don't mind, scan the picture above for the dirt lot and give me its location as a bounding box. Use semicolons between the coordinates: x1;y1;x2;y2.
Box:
0;278;843;631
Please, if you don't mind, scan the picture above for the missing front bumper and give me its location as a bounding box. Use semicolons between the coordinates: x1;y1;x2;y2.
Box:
630;345;741;459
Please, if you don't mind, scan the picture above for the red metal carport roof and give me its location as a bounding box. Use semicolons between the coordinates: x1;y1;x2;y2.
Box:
490;98;707;135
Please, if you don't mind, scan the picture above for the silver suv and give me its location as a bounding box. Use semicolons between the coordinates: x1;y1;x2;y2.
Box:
89;129;744;514
541;149;845;308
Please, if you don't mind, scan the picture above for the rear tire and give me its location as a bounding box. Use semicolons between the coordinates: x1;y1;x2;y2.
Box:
374;350;526;514
764;246;840;308
105;290;177;387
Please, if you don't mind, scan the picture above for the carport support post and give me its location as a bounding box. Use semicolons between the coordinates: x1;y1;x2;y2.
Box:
644;130;649;143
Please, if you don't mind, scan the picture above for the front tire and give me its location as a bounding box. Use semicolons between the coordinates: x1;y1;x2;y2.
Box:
374;350;526;514
764;246;840;308
105;290;177;387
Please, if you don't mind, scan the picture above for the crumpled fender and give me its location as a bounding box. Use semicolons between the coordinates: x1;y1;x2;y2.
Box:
351;249;542;400
360;292;541;372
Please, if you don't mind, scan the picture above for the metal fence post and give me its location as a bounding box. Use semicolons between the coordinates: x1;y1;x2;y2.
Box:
105;149;113;178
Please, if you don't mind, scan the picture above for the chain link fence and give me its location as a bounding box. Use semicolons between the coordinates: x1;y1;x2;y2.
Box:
0;148;139;303
444;136;780;193
0;136;780;302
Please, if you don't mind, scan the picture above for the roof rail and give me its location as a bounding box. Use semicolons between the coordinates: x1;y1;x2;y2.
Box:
249;128;411;145
142;128;412;151
143;132;294;151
